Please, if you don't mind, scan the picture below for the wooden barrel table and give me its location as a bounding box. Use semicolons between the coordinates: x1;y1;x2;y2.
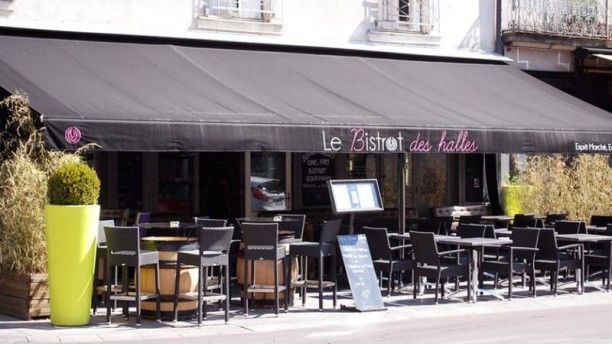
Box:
140;236;198;320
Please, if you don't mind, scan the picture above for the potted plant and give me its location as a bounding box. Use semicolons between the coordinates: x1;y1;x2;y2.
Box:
0;94;82;320
45;162;100;326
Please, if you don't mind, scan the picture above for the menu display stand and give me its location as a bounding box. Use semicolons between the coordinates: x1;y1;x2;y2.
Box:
327;179;385;312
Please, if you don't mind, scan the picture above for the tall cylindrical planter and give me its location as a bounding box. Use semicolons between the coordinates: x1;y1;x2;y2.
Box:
45;204;100;326
501;185;527;218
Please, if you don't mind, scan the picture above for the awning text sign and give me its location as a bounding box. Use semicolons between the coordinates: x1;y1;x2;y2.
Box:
322;128;478;153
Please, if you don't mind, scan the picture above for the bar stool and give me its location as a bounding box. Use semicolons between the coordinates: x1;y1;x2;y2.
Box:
173;226;234;325
104;226;161;326
242;222;288;316
288;219;342;310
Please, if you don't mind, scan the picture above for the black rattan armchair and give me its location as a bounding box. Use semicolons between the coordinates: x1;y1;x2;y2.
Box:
554;221;581;235
410;231;471;304
193;218;228;227
481;228;540;299
585;225;612;291
279;214;306;241
534;228;584;295
363;226;415;296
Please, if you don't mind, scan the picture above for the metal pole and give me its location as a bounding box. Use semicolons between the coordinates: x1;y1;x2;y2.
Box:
398;153;406;234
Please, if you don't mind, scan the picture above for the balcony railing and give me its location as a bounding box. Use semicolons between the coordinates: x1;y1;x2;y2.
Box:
503;0;611;39
203;0;276;21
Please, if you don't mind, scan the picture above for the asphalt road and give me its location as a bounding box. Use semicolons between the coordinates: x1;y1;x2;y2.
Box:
136;303;612;344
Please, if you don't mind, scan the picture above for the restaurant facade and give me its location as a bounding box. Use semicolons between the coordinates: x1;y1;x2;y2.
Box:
0;1;611;230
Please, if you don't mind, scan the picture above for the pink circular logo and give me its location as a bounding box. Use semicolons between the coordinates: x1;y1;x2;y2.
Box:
64;127;82;144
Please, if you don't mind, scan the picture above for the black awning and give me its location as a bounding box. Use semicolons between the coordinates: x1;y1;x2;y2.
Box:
0;33;611;153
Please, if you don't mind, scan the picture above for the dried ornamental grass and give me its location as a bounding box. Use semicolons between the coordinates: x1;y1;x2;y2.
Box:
0;93;83;273
516;154;612;221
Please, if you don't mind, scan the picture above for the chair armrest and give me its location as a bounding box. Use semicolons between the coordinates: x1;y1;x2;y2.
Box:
390;244;412;251
438;249;466;257
558;244;583;251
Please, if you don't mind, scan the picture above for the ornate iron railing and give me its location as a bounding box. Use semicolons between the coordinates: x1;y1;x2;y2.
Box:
503;0;611;39
203;0;276;21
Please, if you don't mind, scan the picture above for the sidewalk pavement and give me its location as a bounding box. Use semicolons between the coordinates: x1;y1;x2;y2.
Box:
2;283;612;343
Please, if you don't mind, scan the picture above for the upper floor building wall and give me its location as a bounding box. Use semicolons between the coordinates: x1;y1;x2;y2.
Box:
0;0;499;59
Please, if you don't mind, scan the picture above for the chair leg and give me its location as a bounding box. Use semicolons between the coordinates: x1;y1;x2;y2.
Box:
413;270;419;300
508;267;513;300
388;263;393;296
155;263;161;322
434;270;440;305
203;267;208;320
608;268;612;291
92;255;100;315
332;253;337;309
136;266;141;327
197;265;203;326
274;258;279;316
467;264;472;303
225;264;230;323
106;262;112;324
531;267;537;298
243;258;249;316
302;257;308;306
173;261;181;322
319;254;324;310
284;256;289;312
554;268;559;295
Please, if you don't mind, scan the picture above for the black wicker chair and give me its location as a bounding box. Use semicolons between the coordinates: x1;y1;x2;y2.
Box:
242;222;288;316
481;228;540;299
458;215;482;226
585;225;612;291
415;219;443;235
590;215;612;227
279;214;306;241
458;224;486;238
545;213;568;227
288;219;342;310
432;216;454;236
362;226;415;296
512;214;537;229
193;218;228;227
554;221;581;235
410;231;471;304
173;226;234;325
534;228;584;295
104;226;161;326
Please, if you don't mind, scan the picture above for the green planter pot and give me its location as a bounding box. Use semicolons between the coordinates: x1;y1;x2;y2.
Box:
45;204;100;326
501;185;527;218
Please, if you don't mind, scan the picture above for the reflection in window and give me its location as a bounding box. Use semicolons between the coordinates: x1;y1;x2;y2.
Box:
250;152;287;212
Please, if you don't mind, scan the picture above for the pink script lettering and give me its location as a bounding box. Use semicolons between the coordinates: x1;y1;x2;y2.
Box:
437;130;479;153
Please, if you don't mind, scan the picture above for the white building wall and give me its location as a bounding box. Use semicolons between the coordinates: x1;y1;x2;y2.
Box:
0;0;500;59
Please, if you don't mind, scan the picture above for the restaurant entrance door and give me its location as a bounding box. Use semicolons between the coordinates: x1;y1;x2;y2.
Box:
199;152;244;221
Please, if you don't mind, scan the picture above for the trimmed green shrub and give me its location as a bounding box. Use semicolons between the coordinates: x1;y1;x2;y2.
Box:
48;162;100;205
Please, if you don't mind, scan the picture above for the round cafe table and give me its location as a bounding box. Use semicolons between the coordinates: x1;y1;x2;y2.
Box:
139;236;199;320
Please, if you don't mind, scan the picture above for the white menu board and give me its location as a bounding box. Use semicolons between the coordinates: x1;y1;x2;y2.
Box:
327;179;384;214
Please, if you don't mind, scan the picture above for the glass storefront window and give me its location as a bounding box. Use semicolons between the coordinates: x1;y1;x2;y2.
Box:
250;152;288;212
157;153;194;214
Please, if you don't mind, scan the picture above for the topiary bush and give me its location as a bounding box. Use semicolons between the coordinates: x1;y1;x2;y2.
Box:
47;162;100;205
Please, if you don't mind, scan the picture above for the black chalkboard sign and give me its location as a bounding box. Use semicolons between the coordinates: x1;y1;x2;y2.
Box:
337;234;385;312
301;153;334;207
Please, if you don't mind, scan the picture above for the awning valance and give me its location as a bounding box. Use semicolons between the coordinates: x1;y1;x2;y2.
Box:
0;33;611;153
